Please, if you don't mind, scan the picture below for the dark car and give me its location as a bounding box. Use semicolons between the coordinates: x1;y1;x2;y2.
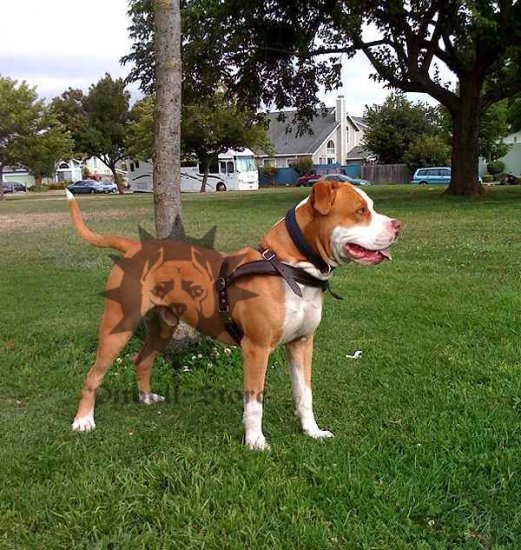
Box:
296;171;321;187
2;181;26;193
67;180;105;194
322;174;370;186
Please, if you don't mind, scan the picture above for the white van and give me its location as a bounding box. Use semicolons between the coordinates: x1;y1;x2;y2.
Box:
128;149;259;193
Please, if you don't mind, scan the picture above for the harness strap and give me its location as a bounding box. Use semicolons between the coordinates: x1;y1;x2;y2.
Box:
215;249;336;345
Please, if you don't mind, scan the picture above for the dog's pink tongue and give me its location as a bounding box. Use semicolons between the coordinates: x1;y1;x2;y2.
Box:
345;244;392;263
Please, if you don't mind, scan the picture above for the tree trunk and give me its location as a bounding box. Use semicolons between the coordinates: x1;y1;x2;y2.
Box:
0;164;4;202
109;163;125;194
445;78;484;197
153;0;184;239
200;159;209;192
34;174;43;189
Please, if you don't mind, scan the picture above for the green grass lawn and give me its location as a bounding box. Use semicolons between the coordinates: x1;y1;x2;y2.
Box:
1;185;521;548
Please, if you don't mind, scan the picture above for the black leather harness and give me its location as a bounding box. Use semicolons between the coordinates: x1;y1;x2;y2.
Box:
215;205;342;345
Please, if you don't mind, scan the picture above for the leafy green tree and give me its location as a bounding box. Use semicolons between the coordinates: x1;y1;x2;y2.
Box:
82;74;130;193
10;110;73;187
0;77;42;200
506;94;521;134
363;94;443;164
52;76;130;193
478;102;510;161
182;95;270;191
50;88;88;157
126;96;154;161
404;135;451;173
124;0;521;197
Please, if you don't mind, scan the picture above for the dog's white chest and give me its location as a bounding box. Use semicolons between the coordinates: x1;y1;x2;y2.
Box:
280;282;323;344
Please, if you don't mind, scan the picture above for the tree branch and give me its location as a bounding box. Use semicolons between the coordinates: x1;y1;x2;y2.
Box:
482;79;521;109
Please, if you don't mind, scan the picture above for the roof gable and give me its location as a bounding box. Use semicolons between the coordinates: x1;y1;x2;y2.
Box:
263;109;339;156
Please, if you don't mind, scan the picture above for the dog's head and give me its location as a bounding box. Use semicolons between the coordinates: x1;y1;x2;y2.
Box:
305;179;401;266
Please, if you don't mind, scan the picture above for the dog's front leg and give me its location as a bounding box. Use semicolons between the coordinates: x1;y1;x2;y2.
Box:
242;337;271;450
286;336;334;439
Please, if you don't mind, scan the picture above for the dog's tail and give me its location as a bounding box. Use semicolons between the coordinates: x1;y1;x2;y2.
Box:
65;189;137;253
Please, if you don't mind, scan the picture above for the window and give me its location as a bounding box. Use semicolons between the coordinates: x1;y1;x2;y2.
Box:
514;136;518;143
209;159;219;173
263;158;275;168
135;160;140;169
235;156;256;172
327;158;335;164
130;162;135;172
219;161;227;174
326;140;335;156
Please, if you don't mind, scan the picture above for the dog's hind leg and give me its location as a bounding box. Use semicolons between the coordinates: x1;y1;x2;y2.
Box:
72;301;142;432
134;309;177;405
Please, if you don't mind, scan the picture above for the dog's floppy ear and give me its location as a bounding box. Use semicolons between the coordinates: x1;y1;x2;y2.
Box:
310;179;337;215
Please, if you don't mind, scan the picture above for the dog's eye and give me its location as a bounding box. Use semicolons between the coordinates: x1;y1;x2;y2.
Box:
357;207;368;215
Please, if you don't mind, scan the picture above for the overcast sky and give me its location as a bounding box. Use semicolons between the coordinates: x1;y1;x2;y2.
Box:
0;0;441;116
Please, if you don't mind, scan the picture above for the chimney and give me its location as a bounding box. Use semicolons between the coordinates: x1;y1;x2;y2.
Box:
336;95;347;164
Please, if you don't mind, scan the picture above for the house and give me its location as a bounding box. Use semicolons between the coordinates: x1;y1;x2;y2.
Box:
501;131;521;175
55;157;123;182
256;96;368;168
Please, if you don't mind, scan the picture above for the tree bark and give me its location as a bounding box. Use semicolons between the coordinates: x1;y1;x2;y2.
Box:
153;0;184;239
109;162;125;194
445;78;484;196
34;174;43;189
200;159;209;192
0;164;4;201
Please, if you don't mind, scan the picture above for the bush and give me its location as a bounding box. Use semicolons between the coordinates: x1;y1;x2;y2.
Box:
290;156;314;176
487;160;505;175
483;174;494;183
404;135;451;173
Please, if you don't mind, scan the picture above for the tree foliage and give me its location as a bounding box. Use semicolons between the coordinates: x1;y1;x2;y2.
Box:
0;76;42;199
50;88;88;157
10;109;73;186
363;94;443;164
404;135;451;173
124;0;521;196
506;94;521;134
52;75;130;192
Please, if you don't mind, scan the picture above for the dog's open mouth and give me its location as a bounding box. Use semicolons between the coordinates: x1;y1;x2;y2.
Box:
344;243;392;265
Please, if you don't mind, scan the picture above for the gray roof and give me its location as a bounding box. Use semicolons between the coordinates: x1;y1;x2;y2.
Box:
350;116;368;130
261;109;338;156
346;145;372;159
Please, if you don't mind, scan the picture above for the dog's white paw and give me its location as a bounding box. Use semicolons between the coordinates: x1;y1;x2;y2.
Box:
72;414;96;432
244;433;271;451
305;428;334;439
139;392;165;405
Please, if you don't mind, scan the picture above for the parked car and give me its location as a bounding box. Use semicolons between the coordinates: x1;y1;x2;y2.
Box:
411;167;451;185
67;180;105;194
1;181;26;193
322;174;370;186
412;167;483;185
296;170;321;187
97;181;118;193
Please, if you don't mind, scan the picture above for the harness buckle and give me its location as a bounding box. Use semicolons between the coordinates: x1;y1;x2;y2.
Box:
261;249;276;262
215;277;226;292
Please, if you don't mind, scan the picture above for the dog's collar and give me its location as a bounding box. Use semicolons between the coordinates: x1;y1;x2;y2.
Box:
284;205;334;275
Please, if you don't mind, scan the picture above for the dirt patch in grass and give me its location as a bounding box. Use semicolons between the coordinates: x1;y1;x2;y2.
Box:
0;209;149;234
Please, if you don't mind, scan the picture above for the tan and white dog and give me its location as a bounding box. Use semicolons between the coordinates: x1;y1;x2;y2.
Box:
67;180;400;449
